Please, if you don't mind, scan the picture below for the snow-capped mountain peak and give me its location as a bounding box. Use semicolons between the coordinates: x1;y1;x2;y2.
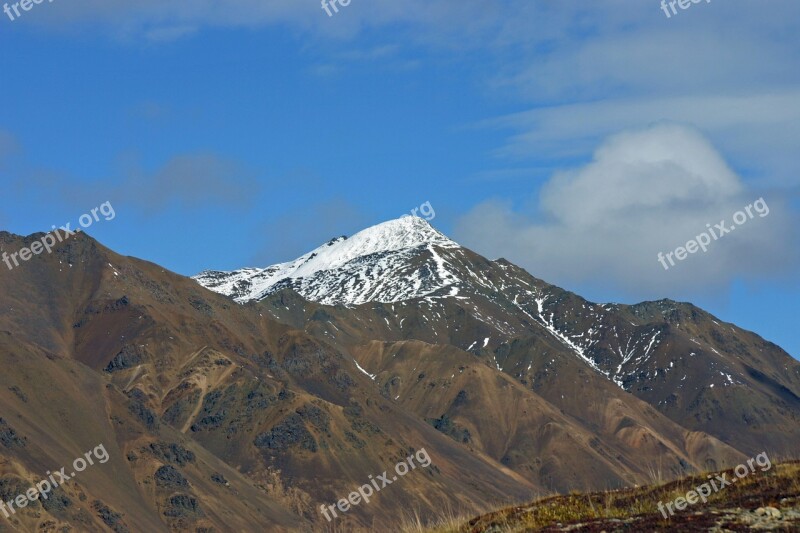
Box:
292;216;457;277
194;216;462;305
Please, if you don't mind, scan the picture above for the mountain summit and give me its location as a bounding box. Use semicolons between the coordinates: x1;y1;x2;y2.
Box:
195;216;461;305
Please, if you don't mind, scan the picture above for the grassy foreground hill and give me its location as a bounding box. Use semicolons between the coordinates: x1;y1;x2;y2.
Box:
408;460;800;532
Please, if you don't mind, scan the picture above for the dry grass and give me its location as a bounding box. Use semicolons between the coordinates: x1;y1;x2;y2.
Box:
400;506;467;533
403;460;800;532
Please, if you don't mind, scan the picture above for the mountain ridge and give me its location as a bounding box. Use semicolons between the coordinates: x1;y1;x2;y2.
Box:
207;218;800;459
0;225;797;531
195;216;460;306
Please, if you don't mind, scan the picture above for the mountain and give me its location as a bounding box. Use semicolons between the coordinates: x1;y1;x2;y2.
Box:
0;229;534;533
197;217;800;458
0;217;797;532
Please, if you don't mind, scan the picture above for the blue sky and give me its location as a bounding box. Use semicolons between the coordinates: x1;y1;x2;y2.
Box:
0;1;798;357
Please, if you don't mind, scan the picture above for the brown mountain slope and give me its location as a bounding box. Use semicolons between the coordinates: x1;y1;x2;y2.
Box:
258;288;747;492
351;339;745;492
0;231;536;531
0;331;305;532
255;243;800;460
2;228;797;531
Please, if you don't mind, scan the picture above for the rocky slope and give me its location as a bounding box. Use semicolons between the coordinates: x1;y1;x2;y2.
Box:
200;217;800;461
0;230;533;532
0;216;797;532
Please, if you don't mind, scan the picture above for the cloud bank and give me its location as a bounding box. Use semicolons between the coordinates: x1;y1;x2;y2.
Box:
454;124;799;299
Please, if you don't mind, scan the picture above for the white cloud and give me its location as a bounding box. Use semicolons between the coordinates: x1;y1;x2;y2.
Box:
454;124;799;299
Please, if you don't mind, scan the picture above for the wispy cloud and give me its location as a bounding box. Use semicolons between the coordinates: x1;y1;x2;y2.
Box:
486;91;800;185
127;101;171;121
143;25;198;43
0;130;19;167
118;153;259;212
6;136;258;214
